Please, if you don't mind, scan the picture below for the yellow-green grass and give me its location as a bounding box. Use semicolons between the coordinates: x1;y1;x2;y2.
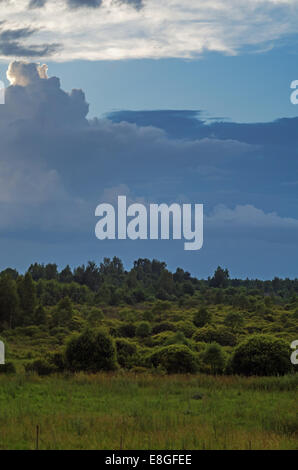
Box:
0;372;297;450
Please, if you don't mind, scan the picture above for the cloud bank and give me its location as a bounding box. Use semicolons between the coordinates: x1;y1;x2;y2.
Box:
0;60;297;248
0;61;297;277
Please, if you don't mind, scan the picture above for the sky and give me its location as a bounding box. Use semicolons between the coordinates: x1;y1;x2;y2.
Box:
0;0;298;279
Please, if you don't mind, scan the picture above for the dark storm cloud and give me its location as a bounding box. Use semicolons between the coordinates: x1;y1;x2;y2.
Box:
0;40;60;57
108;110;298;146
0;25;60;57
0;27;37;41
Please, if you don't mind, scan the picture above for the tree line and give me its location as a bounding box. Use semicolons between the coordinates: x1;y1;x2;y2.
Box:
0;257;298;329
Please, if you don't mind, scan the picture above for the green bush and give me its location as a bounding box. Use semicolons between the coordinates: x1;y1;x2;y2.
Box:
0;362;16;374
52;296;73;327
49;351;66;372
149;344;198;374
152;321;176;335
115;338;138;369
136;321;152;338
292;309;298;320
224;312;244;331
25;359;56;376
175;320;196;338
193;307;212;327
152;331;176;346
118;323;136;338
152;300;172;314
87;307;104;324
164;331;191;348
193;326;237;346
65;328;118;372
201;343;226;374
230;334;293;376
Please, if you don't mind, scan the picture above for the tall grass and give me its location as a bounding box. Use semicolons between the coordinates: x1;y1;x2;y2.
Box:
0;372;297;450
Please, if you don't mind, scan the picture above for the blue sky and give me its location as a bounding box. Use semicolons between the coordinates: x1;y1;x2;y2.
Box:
0;0;298;279
47;48;298;124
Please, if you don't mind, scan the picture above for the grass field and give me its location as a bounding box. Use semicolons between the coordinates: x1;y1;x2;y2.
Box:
0;372;297;450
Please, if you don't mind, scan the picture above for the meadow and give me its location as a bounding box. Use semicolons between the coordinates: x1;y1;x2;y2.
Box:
0;260;297;450
0;372;297;450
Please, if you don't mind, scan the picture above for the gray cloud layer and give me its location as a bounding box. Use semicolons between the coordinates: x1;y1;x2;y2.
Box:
0;23;60;57
0;61;252;233
0;60;297;250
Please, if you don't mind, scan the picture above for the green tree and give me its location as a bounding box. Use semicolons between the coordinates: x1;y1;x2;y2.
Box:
0;275;19;328
34;304;46;325
44;264;58;280
52;296;73;326
0;268;18;280
18;273;37;325
28;263;45;281
201;343;226;374
209;266;230;288
230;335;293;376
95;283;111;304
115;339;138;369
136;321;152;338
158;270;175;296
59;265;73;283
193;326;237;346
193;307;212;327
149;344;197;374
65;328;118;372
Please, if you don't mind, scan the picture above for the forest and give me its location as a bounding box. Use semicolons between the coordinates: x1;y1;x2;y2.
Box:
0;257;297;377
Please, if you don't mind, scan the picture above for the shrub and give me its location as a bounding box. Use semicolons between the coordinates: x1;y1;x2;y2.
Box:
136;321;152;338
230;334;293;376
119;308;135;322
87;307;104;324
50;326;70;337
49;351;66;372
224;312;244;331
175;320;196;338
0;362;16;374
292;309;298;320
164;331;190;347
193;326;237;346
152;300;172;314
149;344;198;374
118;323;136;338
25;359;56;376
17;326;41;337
152;331;177;346
52;296;73;327
193;307;212;327
201;343;226;374
65;328;118;372
152;321;176;335
115;338;138;369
